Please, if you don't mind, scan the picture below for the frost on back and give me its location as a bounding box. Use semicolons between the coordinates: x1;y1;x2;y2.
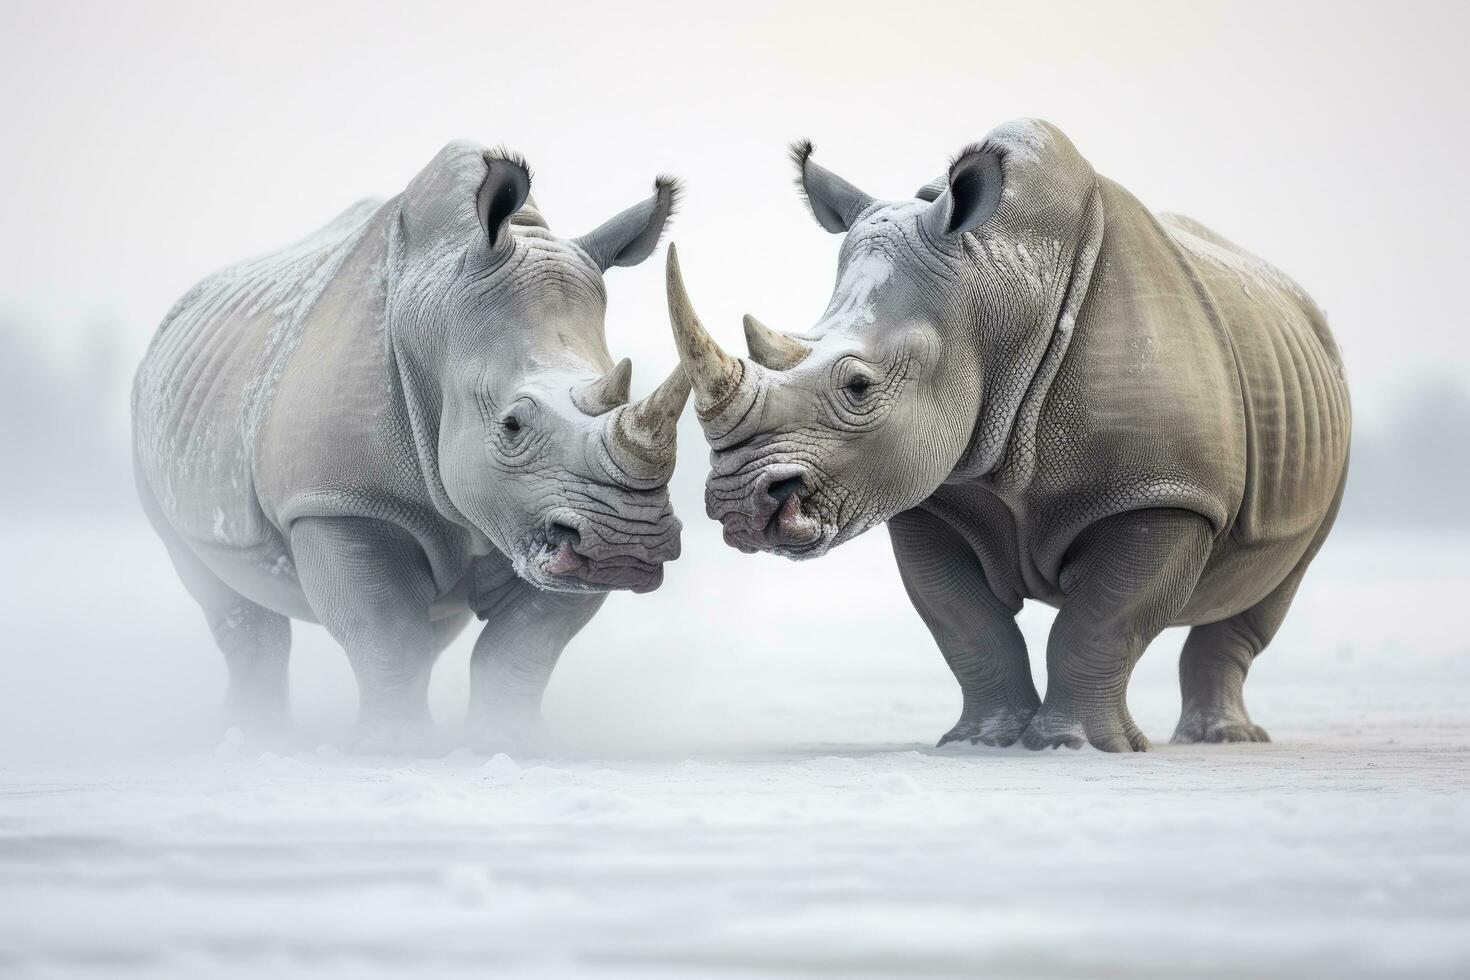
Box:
132;198;385;546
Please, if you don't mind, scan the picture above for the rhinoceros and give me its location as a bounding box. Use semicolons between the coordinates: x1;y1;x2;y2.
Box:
666;119;1350;751
133;143;689;747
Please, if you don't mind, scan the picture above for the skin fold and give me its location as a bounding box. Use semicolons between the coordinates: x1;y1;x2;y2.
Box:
132;143;690;750
668;119;1350;752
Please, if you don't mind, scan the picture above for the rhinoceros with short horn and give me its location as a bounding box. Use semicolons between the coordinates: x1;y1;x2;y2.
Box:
133;142;689;747
667;119;1350;752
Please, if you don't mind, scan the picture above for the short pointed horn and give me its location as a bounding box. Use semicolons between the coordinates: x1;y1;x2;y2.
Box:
571;357;632;416
607;365;691;485
666;243;742;415
743;314;811;371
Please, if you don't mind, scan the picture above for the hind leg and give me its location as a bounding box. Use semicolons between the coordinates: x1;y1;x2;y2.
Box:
1171;557;1312;744
1172;541;1323;744
159;535;292;730
1171;609;1277;744
1173;472;1345;744
139;481;291;729
210;598;292;730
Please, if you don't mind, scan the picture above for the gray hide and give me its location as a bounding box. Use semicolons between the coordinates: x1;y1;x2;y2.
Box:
668;119;1350;752
133;143;688;747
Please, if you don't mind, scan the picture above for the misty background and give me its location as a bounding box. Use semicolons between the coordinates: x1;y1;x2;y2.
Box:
2;0;1468;758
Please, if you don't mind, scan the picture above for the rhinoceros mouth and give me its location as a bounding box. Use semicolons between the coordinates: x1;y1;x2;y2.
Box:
521;507;678;594
533;539;667;594
710;466;839;560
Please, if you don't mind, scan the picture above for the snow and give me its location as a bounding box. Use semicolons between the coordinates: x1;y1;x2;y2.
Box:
994;118;1051;166
822;248;894;332
2;520;1468;977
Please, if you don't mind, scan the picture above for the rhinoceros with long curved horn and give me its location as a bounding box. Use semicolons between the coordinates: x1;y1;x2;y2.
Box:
133;142;689;749
667;119;1350;756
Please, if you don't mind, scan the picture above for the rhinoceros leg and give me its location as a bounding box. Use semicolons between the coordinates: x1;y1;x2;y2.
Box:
1171;613;1277;744
145;501;292;731
1022;509;1214;752
206;597;292;731
464;553;606;751
175;569;292;731
291;516;442;752
1172;470;1345;744
889;507;1040;748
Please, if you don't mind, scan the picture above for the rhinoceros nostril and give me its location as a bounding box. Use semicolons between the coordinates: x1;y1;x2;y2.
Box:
767;476;804;507
548;520;581;548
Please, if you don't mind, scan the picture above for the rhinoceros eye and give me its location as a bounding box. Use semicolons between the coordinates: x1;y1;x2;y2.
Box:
841;368;879;402
498;398;537;445
831;357;889;423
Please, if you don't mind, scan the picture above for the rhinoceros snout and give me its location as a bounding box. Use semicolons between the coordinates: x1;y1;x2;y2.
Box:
531;504;681;593
708;464;826;556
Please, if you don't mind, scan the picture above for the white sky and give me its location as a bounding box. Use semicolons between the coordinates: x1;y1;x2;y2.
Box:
3;0;1467;421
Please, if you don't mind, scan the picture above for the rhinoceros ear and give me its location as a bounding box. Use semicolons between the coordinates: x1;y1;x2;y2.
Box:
792;140;875;234
914;177;946;202
476;149;532;256
573;176;680;271
923;146;1003;239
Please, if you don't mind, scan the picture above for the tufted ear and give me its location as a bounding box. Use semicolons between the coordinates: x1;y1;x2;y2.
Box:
914;176;946;202
791;140;875;234
574;177;680;271
476;149;532;257
922;146;1003;239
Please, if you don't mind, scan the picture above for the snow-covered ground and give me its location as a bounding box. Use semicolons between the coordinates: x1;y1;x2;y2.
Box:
2;520;1467;978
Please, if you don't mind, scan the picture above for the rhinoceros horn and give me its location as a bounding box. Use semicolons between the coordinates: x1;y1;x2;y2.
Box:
666;243;749;421
604;365;691;486
742;314;810;371
571;358;633;416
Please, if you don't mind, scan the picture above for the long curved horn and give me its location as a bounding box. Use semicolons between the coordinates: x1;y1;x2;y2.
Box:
743;314;810;371
606;365;691;485
571;357;632;416
666;243;742;416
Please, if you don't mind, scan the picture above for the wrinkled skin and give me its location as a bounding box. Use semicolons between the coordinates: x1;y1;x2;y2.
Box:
670;119;1350;752
133;143;689;749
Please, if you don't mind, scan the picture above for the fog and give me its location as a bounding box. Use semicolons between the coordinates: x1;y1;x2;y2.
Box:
5;0;1469;521
4;0;1468;534
2;2;1467;976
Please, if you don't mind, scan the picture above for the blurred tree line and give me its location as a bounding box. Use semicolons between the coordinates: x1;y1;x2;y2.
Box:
1;316;133;515
1339;378;1470;528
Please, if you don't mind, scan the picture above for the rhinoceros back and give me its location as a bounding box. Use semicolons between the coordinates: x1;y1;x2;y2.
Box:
131;198;385;550
1159;212;1351;551
1008;178;1348;608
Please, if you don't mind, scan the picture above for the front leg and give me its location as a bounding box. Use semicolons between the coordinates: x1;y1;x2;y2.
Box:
889;507;1039;748
292;517;442;750
465;553;606;750
1022;509;1213;753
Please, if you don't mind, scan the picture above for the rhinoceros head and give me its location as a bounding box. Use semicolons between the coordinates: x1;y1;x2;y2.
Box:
668;120;1098;559
394;145;689;593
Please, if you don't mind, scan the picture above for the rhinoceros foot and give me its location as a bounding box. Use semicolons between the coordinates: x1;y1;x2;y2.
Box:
936;702;1037;749
1021;697;1152;753
1171;711;1271;745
